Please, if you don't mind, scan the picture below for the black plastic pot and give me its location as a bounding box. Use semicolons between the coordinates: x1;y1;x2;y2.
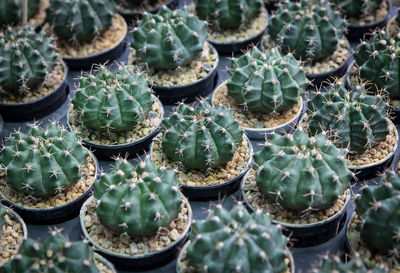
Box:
344;212;356;255
80;195;192;271
264;0;280;14
0;115;3;140
0;62;69;122
94;254;117;273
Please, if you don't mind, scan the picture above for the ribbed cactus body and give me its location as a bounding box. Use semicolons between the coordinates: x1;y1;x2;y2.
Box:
227;47;309;114
314;255;388;273
187;203;289;273
331;0;382;18
161;100;243;171
94;157;182;237
0;0;41;26
0;122;89;197
131;6;208;70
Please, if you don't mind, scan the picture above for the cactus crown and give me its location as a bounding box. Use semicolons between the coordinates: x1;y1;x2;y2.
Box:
307;83;389;155
187;203;289;273
194;0;263;30
254;129;352;211
131;6;208;70
0;205;7;239
330;0;383;19
355;172;400;253
268;0;346;61
0;26;58;97
0;0;41;26
72;65;154;134
45;0;115;43
1;230;100;273
0;121;89;197
93;157;182;237
161;100;243;171
227;47;309;114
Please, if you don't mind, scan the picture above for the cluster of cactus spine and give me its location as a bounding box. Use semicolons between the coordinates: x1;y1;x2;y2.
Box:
227;47;309;114
94;157;182;237
254;128;352;211
330;0;383;19
307;83;390;155
72;65;154;135
194;0;263;30
268;0;346;61
0;26;58;96
355;171;400;254
161;100;243;171
0;121;89;197
1;229;100;273
186;203;289;273
45;0;115;43
131;6;208;70
0;0;41;26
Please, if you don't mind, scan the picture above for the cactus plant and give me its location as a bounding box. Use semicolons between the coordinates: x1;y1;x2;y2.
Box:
330;0;383;19
194;0;263;30
93;157;182;237
0;122;89;197
268;0;346;61
161;100;243;171
131;6;208;70
355;171;400;253
254;129;352;211
71;65;154;134
313;254;388;273
186;203;289;273
45;0;115;43
0;0;41;26
0;26;58;97
307;83;390;155
227;47;309;114
1;230;100;273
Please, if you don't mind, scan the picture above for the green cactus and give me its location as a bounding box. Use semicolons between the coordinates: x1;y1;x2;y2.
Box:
161;100;243;171
354;30;400;99
93;157;182;237
0;205;7;239
268;0;346;61
0;122;89;197
253;129;352;211
355;171;400;253
186;203;289;273
0;0;41;26
307;83;390;155
0;26;58;96
45;0;115;43
1;230;100;273
194;0;262;30
71;65;154;135
313;254;388;273
227;47;309;114
131;6;208;70
330;0;383;19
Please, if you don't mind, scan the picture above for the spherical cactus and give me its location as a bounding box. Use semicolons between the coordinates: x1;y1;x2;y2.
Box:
93;157;182;237
0;122;89;197
355;171;400;253
194;0;263;30
71;65;154;134
307;83;390;155
227;47;309;114
254;129;352;211
354;30;400;99
0;0;41;26
161;100;243;171
45;0;115;43
0;26;58;96
268;0;346;61
313;254;388;273
330;0;383;19
1;230;100;273
131;6;208;70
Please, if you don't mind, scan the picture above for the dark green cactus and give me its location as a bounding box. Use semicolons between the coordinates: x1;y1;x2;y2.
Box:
186;203;289;273
313;254;388;273
1;230;100;273
355;171;400;253
131;6;208;70
227;47;309;114
330;0;383;19
93;157;182;237
268;0;346;61
194;0;263;30
45;0;115;43
254;129;352;211
0;26;58;96
0;205;7;239
0;122;89;197
161;100;243;171
71;65;154;134
307;83;390;155
0;0;41;26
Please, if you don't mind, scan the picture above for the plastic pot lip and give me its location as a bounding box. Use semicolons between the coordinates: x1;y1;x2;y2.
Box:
117;0;178;16
344;60;356;90
80;194;193;259
0;204;28;240
94;253;117;273
347;0;393;29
